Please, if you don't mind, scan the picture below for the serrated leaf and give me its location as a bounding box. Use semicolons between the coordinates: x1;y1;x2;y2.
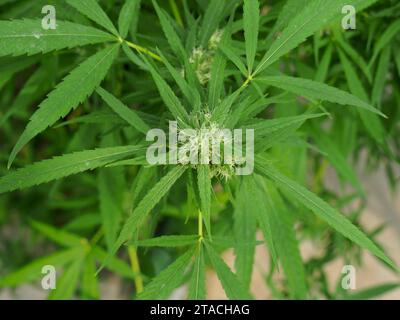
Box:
262;181;307;299
233;177;257;289
243;0;259;74
96;87;150;134
205;241;251;300
118;0;141;38
255;157;397;270
254;0;354;76
188;243;206;300
110;166;187;260
0;19;115;57
66;0;119;36
131;235;199;247
137;246;196;299
144;57;190;125
199;0;226;47
256;76;385;116
152;0;186;60
0;145;142;193
8;44;120;167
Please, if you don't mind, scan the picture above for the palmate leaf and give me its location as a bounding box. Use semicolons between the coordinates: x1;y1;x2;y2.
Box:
137;246;196;299
256;76;385;116
96;87;150;134
66;0;119;36
8;44;120;167
255;157;397;270
243;0;259;74
204;241;251;300
0;145;142;193
188;243;206;300
110;166;187;261
0;19;115;57
253;0;371;76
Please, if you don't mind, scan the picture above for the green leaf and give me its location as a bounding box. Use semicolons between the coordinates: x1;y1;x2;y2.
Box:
0;19;115;57
49;259;83;300
199;0;226;47
66;0;119;36
156;49;201;111
137;246;196;299
240;177;277;268
219;42;248;76
82;256;100;299
0;247;84;287
255;157;397;270
243;0;259;74
96;87;150;134
310;125;365;196
111;166;187;259
254;0;353;76
30;220;83;247
152;0;186;60
233;177;257;289
0;145;142;193
131;235;199;247
338;48;386;144
9;44;120;167
98;167;124;251
188;243;206;300
144;57;190;125
262;181;307;299
244;113;326;142
370;19;400;65
344;283;400;300
197;165;212;235
205;241;251;299
371;45;391;108
256;76;385;116
118;0;141;38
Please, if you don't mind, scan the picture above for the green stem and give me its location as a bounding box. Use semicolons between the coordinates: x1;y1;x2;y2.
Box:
128;245;144;294
198;210;203;241
124;39;162;62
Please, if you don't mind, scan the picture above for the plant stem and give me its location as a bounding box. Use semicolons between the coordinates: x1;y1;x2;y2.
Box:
198;210;203;241
124;39;162;62
128;245;144;294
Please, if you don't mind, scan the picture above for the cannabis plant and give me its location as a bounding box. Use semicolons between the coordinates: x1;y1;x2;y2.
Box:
0;0;399;300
